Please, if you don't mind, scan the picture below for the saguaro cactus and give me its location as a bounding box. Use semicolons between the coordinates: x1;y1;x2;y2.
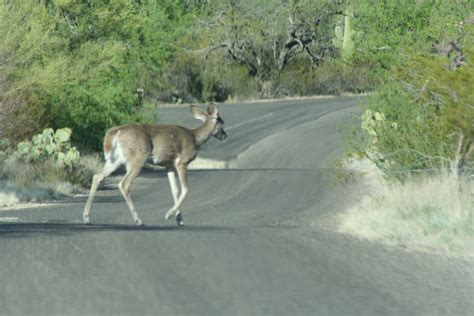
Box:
333;3;354;61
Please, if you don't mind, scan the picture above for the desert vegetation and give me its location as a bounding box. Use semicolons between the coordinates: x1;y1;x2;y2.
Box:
342;1;473;254
0;1;378;151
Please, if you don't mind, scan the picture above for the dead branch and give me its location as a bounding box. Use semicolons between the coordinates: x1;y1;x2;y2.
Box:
451;129;465;175
458;140;474;174
414;79;429;103
184;44;228;58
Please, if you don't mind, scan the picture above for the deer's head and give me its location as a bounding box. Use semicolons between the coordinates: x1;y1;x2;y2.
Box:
190;104;227;141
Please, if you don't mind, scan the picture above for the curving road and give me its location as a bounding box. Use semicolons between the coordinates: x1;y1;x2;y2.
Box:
0;97;472;315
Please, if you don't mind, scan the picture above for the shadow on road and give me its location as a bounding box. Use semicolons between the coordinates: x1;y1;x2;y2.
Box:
0;222;233;238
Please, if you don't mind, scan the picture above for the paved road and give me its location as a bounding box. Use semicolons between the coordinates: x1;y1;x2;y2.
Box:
159;96;357;161
0;97;472;315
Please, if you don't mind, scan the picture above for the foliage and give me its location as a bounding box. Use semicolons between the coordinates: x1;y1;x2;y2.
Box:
179;0;345;97
0;0;188;150
352;0;470;78
399;48;474;141
357;84;452;175
352;12;474;176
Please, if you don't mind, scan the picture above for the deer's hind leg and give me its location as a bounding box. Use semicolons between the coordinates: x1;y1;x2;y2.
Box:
83;159;123;224
119;159;146;226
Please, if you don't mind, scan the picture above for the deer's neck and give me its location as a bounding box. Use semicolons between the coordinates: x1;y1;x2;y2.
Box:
192;118;216;147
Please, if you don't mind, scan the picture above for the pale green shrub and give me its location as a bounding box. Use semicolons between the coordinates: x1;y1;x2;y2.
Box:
14;128;80;167
1;128;100;196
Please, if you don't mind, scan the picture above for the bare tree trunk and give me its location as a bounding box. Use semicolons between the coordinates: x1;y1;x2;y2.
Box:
458;140;474;175
260;80;274;98
451;129;465;177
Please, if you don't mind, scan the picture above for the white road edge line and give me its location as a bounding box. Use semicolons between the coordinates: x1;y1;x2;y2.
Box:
0;217;20;222
188;157;229;170
226;112;274;131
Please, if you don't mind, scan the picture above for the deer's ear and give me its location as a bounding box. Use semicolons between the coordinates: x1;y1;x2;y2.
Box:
207;103;218;117
190;105;208;122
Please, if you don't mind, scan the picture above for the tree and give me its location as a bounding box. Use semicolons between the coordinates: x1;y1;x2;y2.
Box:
188;0;343;96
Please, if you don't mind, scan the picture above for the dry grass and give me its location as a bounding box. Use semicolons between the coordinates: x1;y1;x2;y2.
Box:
0;153;102;207
0;191;19;207
340;159;474;256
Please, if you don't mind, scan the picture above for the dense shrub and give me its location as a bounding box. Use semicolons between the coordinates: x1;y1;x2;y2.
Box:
0;1;187;151
351;18;474;176
355;84;452;174
352;1;467;75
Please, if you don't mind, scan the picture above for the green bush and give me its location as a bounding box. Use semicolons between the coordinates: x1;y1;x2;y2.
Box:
353;28;474;176
352;1;468;76
347;1;474;177
0;1;188;151
356;84;452;175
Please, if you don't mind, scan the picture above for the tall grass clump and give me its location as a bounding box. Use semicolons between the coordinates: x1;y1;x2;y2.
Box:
340;160;473;255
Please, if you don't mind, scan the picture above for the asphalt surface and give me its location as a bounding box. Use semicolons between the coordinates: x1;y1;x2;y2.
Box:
0;97;473;316
158;96;358;161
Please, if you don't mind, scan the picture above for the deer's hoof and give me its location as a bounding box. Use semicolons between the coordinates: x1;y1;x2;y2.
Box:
176;213;184;227
165;209;175;220
83;215;91;225
135;218;144;226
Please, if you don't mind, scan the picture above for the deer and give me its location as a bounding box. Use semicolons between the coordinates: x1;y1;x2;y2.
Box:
83;103;227;226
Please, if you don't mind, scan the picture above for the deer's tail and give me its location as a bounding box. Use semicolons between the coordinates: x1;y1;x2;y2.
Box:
103;127;121;162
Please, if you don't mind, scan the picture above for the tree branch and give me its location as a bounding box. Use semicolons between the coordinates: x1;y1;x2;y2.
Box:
184;44;228;57
276;9;343;71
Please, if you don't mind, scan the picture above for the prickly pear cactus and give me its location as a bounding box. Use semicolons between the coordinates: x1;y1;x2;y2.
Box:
14;128;80;167
361;109;386;144
54;128;72;144
57;147;80;167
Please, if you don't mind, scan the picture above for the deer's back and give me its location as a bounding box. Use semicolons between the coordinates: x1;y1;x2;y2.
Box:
103;123;153;164
104;123;197;168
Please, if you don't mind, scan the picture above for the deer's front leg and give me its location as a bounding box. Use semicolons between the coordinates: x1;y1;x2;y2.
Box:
165;165;188;226
166;169;183;226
